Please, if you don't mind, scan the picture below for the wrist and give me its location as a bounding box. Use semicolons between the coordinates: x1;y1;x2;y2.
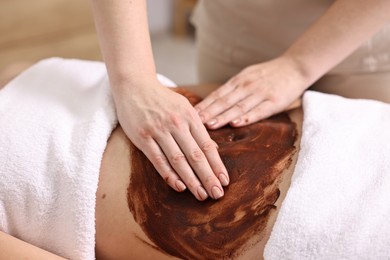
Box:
109;72;162;101
274;54;314;93
103;56;157;89
109;70;158;93
280;50;323;90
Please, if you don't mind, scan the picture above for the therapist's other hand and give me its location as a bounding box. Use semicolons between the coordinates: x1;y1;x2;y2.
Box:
112;78;229;201
195;56;306;129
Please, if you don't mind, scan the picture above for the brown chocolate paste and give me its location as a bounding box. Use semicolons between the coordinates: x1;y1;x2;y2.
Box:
127;88;297;259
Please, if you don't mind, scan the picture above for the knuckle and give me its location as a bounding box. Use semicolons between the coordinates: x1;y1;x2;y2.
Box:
137;126;151;139
159;172;176;187
138;121;167;138
241;79;255;89
154;119;166;133
198;111;210;121
235;102;247;113
169;110;194;130
201;139;217;152
188;148;205;163
218;96;232;109
240;82;250;89
170;153;186;165
168;113;182;128
161;174;171;184
203;175;217;187
153;154;168;168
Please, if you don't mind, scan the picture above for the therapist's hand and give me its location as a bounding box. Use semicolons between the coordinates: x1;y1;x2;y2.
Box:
112;78;229;201
195;56;307;129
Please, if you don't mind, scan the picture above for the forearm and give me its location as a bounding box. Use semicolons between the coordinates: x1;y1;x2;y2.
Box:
283;0;390;87
0;231;66;260
90;0;156;88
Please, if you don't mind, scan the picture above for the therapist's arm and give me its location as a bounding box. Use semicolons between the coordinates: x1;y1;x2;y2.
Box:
284;0;390;89
89;0;228;201
196;0;390;128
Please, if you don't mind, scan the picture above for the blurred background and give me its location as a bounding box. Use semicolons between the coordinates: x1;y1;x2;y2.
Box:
0;0;198;84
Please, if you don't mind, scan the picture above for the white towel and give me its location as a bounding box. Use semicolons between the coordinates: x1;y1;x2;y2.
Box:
264;91;390;260
0;58;176;259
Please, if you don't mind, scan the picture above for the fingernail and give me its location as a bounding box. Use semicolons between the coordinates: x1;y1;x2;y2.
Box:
219;174;229;186
175;180;186;192
211;186;223;199
207;119;217;126
197;186;209;201
231;118;241;125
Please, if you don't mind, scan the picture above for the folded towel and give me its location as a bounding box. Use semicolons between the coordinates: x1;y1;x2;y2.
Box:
264;91;390;259
0;58;175;259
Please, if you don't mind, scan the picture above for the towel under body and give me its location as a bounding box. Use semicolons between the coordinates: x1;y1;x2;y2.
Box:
0;58;175;259
2;58;389;259
264;91;390;259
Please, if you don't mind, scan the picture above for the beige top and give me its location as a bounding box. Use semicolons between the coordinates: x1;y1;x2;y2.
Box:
191;0;390;74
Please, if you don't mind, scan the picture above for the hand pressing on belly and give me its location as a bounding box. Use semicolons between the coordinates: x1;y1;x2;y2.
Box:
113;78;229;201
195;56;306;129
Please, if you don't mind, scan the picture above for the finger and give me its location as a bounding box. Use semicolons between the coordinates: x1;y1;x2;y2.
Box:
233;100;281;127
212;94;266;128
141;138;187;193
195;81;237;111
154;132;209;201
202;88;250;129
173;128;225;200
190;119;229;188
195;83;238;123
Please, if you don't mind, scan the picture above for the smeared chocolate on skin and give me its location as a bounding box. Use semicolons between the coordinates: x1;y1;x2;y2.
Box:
128;88;297;259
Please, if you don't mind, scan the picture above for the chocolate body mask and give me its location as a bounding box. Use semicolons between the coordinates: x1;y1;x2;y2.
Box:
128;88;297;259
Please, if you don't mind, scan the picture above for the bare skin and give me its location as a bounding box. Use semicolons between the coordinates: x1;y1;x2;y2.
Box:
94;85;303;260
0;66;302;259
90;0;227;201
195;0;390;129
1;54;389;258
89;0;390;202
